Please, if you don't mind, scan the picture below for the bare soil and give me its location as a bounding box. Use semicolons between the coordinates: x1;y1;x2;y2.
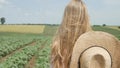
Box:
25;40;48;68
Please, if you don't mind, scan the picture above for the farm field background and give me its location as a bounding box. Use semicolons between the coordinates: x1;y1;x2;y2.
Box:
0;25;120;68
106;26;120;31
0;25;45;34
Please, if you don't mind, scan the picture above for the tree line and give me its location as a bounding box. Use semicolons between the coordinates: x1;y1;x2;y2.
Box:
0;17;119;29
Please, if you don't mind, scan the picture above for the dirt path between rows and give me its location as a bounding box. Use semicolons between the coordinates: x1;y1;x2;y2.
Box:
25;40;48;68
0;40;36;63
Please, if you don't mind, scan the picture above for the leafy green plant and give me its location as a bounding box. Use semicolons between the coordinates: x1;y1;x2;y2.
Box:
0;38;34;59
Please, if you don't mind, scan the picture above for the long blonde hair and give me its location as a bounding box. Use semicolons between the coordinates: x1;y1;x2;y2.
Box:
51;0;92;68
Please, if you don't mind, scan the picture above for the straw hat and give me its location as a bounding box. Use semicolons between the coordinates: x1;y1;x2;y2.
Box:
70;31;120;68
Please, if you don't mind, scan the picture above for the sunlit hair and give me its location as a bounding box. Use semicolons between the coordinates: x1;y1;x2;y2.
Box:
51;0;92;68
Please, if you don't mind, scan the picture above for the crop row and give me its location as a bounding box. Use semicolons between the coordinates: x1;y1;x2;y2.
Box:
0;36;52;68
0;38;45;68
35;38;52;68
0;37;20;45
0;38;34;59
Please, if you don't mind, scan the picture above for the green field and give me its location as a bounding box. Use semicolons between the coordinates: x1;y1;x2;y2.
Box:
0;25;57;68
0;25;119;68
0;34;52;68
106;26;120;31
92;26;120;40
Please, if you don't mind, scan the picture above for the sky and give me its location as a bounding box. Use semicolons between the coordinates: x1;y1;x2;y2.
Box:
0;0;120;25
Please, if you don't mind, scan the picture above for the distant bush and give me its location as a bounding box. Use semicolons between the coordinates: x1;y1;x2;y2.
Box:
102;24;106;27
93;25;101;27
0;17;5;25
118;26;120;29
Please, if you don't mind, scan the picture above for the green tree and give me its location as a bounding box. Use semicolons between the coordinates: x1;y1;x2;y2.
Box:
0;17;5;25
102;24;106;27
